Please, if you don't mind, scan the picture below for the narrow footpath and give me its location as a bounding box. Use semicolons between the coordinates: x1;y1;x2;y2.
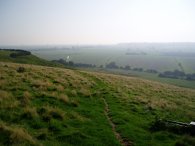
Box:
78;71;133;146
102;97;133;146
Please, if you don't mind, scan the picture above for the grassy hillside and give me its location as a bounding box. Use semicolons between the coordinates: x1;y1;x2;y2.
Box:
0;62;195;146
0;50;62;67
30;48;195;89
92;68;195;89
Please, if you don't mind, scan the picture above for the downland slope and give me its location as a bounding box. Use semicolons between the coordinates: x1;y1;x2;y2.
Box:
0;62;195;146
0;49;63;67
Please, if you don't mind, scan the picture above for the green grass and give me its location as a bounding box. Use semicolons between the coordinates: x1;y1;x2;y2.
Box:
0;50;63;67
0;63;120;146
86;71;195;146
30;48;195;89
0;62;195;146
83;67;195;89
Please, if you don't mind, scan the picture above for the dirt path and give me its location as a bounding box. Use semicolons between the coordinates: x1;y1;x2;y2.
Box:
77;71;133;146
102;98;133;146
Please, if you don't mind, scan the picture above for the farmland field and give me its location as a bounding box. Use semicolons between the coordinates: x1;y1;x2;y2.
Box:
25;43;195;89
29;43;195;73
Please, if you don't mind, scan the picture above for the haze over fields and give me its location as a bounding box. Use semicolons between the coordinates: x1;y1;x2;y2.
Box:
0;1;195;146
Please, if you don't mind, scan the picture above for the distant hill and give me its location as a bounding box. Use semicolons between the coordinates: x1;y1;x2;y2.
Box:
0;62;194;146
0;49;63;67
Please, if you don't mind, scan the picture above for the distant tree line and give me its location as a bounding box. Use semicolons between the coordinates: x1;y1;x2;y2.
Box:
104;62;195;81
53;59;74;66
52;59;96;68
105;61;158;73
10;51;31;58
159;69;195;81
0;49;31;58
105;62;118;69
53;59;195;81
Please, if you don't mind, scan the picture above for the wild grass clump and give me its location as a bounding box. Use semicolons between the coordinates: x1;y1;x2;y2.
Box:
133;95;176;110
31;79;53;91
66;89;77;97
67;111;87;122
0;122;36;145
56;85;64;92
23;91;32;99
0;100;19;109
58;94;69;104
21;91;32;106
17;67;25;73
0;91;19;109
47;86;57;91
70;90;77;96
0;80;5;90
38;106;65;122
70;99;79;107
48;119;62;133
36;128;48;140
4;64;8;67
21;107;38;120
0;90;12;101
78;88;91;97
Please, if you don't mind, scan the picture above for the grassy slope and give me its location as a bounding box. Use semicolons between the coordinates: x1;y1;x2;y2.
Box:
78;67;195;89
0;50;63;67
0;62;195;146
88;71;195;146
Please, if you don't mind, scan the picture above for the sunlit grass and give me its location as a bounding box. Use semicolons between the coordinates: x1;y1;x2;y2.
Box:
0;62;194;146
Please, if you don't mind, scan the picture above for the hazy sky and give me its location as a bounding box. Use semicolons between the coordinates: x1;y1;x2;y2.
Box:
0;0;195;45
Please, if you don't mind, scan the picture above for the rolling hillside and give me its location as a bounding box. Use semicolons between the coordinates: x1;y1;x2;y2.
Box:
0;49;62;67
0;62;195;146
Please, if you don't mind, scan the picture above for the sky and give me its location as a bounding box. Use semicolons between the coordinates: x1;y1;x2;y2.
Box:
0;0;195;45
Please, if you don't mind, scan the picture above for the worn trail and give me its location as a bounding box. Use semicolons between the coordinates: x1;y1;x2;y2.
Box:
78;71;132;146
102;97;133;146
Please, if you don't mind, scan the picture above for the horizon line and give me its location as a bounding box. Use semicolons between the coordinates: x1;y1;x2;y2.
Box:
1;42;195;47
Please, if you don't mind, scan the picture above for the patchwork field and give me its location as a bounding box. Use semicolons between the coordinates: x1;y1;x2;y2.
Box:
30;44;195;73
0;62;194;146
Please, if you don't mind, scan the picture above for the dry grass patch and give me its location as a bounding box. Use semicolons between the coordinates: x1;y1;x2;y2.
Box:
70;99;79;107
0;92;19;109
0;122;37;145
23;91;32;99
21;91;33;105
58;94;69;104
22;107;39;120
0;90;12;101
0;80;6;88
0;100;19;109
79;88;91;97
31;79;53;91
38;106;65;121
56;84;64;92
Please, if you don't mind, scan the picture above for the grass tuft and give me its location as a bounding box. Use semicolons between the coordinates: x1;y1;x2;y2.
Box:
0;122;36;145
70;99;79;107
78;88;91;97
22;107;38;120
58;94;69;104
56;85;64;92
38;106;65;122
0;90;12;101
